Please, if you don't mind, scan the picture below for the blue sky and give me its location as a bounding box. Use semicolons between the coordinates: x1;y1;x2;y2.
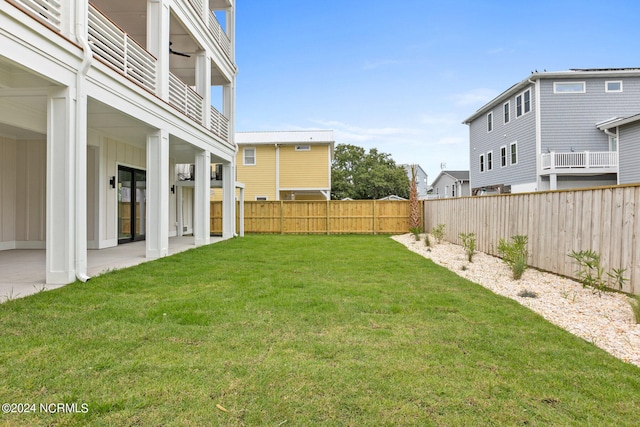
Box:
234;0;640;181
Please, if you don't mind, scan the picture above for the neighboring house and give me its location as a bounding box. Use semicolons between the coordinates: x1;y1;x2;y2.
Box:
402;164;429;199
0;0;238;284
597;114;640;185
235;130;335;201
430;171;470;198
463;68;640;194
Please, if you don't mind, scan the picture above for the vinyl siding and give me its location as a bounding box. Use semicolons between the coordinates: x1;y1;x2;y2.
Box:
468;83;537;189
236;144;277;200
539;77;640;153
0;137;17;245
279;144;329;189
619;122;640;184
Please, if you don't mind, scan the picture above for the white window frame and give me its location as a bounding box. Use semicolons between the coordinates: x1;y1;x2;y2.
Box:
510;142;518;165
500;145;507;167
553;81;586;94
255;196;268;201
487;151;493;171
516;88;531;118
487;112;493;132
503;101;510;124
605;81;623;93
479;153;485;173
243;147;256;166
295;145;311;151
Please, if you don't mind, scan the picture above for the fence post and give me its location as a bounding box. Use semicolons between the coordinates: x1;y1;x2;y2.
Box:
326;200;330;235
280;201;284;234
373;200;377;235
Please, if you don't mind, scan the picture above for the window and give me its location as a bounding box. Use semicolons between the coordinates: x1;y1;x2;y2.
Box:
479;154;485;172
609;135;618;152
606;81;623;93
243;147;256;166
554;82;586;93
510;142;518;165
255;196;268;201
487;112;493;132
503;101;510;124
295;145;311;151
516;89;531;117
487;151;493;171
500;146;507;167
452;184;456;197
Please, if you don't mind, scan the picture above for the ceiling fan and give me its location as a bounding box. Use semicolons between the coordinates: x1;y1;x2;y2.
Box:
169;41;191;58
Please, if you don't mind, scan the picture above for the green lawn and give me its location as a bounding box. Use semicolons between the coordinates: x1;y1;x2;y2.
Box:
1;235;639;426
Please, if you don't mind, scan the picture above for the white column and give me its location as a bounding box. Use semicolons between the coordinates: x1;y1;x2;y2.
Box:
226;5;236;62
46;87;75;284
146;129;169;259
147;0;170;100
194;150;211;246
550;173;558;191
222;160;236;238
195;51;211;129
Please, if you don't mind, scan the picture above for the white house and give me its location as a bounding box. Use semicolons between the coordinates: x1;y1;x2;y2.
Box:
430;170;470;198
402;164;429;199
0;0;238;284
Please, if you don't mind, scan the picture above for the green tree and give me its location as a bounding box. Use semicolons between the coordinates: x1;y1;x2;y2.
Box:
331;144;410;200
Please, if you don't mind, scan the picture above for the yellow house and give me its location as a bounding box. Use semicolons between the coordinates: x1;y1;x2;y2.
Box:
229;130;334;201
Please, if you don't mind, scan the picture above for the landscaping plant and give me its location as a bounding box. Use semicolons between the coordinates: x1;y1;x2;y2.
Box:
424;233;431;247
567;249;628;296
459;232;476;262
409;227;422;241
409;164;421;231
432;223;446;244
497;235;529;280
629;295;640;324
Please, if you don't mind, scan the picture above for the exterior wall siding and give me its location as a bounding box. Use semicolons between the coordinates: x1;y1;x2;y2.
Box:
432;174;456;197
279;144;329;189
14;140;46;246
619;122;640;184
236;145;277;200
468;83;537;190
0;137;17;246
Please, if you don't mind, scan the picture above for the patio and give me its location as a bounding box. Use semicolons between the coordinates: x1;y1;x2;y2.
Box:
0;236;223;302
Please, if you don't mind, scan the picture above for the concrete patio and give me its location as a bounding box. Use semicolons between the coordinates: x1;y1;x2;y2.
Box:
0;236;223;302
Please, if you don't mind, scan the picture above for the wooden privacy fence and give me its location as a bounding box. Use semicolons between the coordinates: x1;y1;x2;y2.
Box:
424;185;640;295
211;200;415;235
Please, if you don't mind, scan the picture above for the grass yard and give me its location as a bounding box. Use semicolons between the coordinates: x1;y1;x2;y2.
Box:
0;235;639;426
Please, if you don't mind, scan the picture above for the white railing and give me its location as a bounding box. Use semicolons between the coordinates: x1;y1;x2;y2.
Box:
169;73;203;123
208;10;232;59
188;0;204;14
11;0;62;30
210;107;230;141
541;151;618;170
88;5;156;92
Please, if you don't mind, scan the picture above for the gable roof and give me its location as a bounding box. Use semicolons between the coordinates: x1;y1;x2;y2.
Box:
432;170;469;184
597;113;640;130
236;130;334;145
463;68;640;124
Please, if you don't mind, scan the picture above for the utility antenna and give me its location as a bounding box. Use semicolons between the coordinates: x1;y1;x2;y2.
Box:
440;162;446;170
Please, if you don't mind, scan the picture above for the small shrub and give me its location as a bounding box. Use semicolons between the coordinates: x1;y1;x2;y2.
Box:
567;249;628;296
424;234;431;247
460;265;467;271
518;289;538;298
459;232;476;263
629;295;640;324
497;235;529;280
432;224;446;244
409;227;422;241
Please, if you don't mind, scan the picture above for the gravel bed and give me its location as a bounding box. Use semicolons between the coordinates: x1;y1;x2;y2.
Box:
392;233;640;368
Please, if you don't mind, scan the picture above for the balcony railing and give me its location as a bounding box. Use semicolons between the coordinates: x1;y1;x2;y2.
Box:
88;4;157;92
541;151;618;171
208;10;231;59
10;0;62;30
169;73;203;123
210;107;229;141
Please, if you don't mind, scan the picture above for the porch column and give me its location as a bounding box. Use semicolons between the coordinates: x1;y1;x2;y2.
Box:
147;0;170;100
146;129;169;259
222;160;236;238
194;150;211;246
46;87;76;284
550;173;558;191
195;51;211;129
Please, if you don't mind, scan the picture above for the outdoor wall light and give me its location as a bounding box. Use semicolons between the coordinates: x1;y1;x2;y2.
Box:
109;176;116;189
171;185;175;194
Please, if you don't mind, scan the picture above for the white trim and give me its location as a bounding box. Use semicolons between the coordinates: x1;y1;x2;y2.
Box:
605;80;623;93
503;101;510;124
243;147;256;166
487;112;493;132
510;141;518;165
479;153;485;173
255;195;268;201
275;144;280;200
553;81;586;94
500;145;507;168
515;88;531;118
487;150;493;171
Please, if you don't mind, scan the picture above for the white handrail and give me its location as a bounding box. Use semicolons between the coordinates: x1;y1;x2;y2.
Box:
541;151;618;170
208;10;231;59
210;107;229;140
169;73;203;123
11;0;62;30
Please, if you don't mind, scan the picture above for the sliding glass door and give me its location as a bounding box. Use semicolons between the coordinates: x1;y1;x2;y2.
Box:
118;166;146;243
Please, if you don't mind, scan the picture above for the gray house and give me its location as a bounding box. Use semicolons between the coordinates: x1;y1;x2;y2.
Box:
430;170;470;198
463;68;640;194
402;164;429;199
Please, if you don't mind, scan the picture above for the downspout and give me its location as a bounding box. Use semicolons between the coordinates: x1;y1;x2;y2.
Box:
529;77;542;191
75;9;93;283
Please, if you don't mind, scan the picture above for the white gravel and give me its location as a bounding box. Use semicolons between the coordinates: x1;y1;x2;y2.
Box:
392;233;640;368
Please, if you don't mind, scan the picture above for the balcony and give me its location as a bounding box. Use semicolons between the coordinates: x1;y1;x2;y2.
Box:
540;151;618;175
9;0;62;30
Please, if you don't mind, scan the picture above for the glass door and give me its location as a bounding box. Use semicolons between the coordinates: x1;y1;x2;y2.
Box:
118;166;146;244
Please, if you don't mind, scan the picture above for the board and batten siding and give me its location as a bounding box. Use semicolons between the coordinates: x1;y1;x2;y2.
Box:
468;83;537;190
619;122;640;185
278;144;329;189
424;185;640;295
236;145;277;200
